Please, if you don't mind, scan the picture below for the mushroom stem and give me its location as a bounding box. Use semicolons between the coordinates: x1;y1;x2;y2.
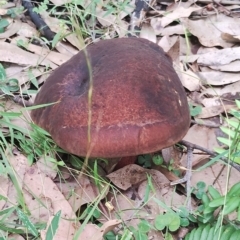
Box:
113;156;137;171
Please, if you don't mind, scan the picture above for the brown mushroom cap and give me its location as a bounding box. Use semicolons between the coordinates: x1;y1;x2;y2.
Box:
31;38;190;158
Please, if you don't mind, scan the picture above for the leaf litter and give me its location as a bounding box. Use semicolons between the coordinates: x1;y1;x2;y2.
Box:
0;0;240;239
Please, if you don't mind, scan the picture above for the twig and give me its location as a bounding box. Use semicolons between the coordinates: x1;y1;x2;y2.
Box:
22;0;55;41
128;0;152;37
180;140;240;172
197;0;240;4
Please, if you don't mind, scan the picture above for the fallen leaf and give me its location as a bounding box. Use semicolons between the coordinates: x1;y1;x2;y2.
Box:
89;220;122;240
11;36;71;66
8;234;25;240
23;165;80;239
179;67;201;91
0;42;56;68
182;125;220;165
209;60;240;72
201;81;240;97
151;21;185;36
96;7;116;27
17;22;38;38
41;11;84;50
158;35;178;52
197;47;240;66
68;174;107;211
198;71;240;86
161;6;202;27
55;41;79;56
0;19;22;39
140;23;157;43
0;176;10;210
107;164;149;190
181;14;240;47
197;105;235;119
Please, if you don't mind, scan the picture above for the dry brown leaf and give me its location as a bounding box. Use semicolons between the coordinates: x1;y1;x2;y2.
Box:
24;165;80;239
5;153;78;238
181;14;240;47
201;81;240;97
148;230;165;240
158;35;178;52
201;97;221;108
221;33;240;43
0;42;56;68
11;36;71;66
36;157;58;179
191;162;240;198
76;224;100;240
199;71;240;86
17;22;38;38
161;6;202;27
151;21;185;36
1;100;32;132
73;220;121;240
197;47;240;66
8;150;29;189
41;11;84;50
8;234;25;240
0;2;15;9
140;23;157;43
0;176;10;210
179;55;197;64
113;19;129;38
6;65;47;86
68;174;107;211
0;9;8;15
209;60;240;72
0;19;21;39
179;66;201;91
109;191;137;221
168;38;180;63
197;105;235;119
1;151;29;209
56;41;79;56
182;125;220;165
107;164;149;190
23;189;53;223
84;220;121;240
96;7;116;27
138;169;187;207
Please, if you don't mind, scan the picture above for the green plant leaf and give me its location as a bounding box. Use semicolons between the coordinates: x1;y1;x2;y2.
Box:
16;208;38;237
155;214;166;231
208;185;221;200
0;19;9;31
227;182;240;197
152;155;163;165
223;196;240;215
156;212;181;231
45;210;61;240
189;104;202;117
180;217;189;227
138;220;152;233
209;196;225;207
0;63;6;81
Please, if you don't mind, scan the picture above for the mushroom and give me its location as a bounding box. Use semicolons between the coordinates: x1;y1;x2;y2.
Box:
31;37;190;167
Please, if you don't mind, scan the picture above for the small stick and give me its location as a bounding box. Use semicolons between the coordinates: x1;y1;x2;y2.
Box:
180;140;240;172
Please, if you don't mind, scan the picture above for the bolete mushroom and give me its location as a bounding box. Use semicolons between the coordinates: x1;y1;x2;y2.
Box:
31;37;190;166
